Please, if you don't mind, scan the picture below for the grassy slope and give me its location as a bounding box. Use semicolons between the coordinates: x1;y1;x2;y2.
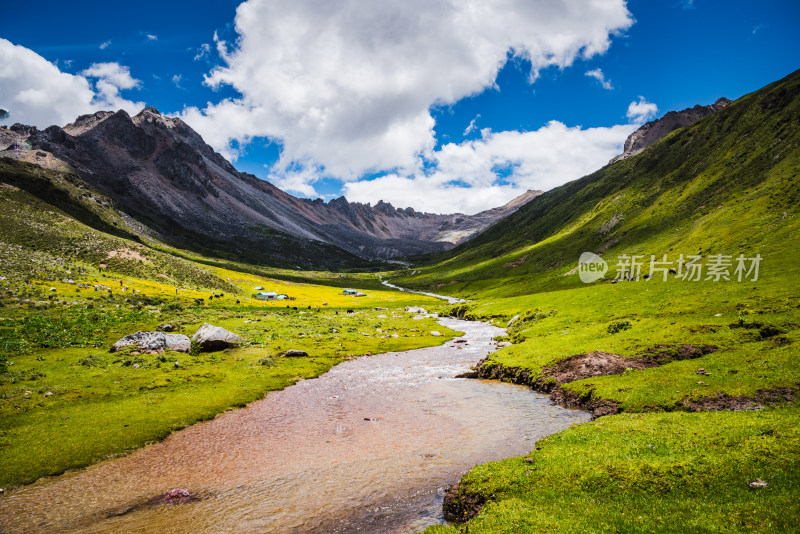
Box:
421;70;800;532
0;161;454;489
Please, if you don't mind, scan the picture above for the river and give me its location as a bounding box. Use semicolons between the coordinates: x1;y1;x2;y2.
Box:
0;318;589;533
379;278;466;304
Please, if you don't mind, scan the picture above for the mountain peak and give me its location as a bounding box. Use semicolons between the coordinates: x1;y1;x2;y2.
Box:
611;98;731;163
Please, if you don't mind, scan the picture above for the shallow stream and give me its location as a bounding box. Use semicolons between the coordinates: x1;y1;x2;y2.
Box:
0;318;589;533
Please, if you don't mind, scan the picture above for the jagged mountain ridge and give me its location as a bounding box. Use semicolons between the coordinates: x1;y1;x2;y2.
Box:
0;107;540;263
611;97;732;163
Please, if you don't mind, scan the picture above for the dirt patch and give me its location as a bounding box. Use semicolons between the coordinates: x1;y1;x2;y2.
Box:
107;247;151;263
504;254;529;268
442;482;485;523
636;344;719;365
679;387;797;412
540;351;650;387
550;386;621;417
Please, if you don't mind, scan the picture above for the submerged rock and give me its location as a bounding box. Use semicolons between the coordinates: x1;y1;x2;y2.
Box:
191;323;243;351
110;331;191;353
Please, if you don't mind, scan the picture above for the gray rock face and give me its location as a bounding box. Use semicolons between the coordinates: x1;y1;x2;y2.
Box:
191;323;242;351
110;331;191;353
611;98;731;163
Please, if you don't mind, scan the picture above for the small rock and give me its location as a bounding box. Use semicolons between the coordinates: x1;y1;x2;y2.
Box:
523;458;535;463
132;364;140;369
282;349;309;357
160;488;199;504
748;479;768;488
431;331;441;336
695;368;711;376
412;315;425;320
714;313;722;317
507;314;520;328
497;341;512;348
44;391;54;397
174;361;180;368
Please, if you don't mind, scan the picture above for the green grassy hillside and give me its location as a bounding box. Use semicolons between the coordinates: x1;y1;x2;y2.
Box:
400;69;800;298
418;69;800;533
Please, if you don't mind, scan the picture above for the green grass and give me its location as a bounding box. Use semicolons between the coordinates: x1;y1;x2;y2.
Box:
428;408;800;533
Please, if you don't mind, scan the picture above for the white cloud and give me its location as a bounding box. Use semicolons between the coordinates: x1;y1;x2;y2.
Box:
99;40;112;50
0;39;144;128
145;34;158;42
626;96;658;124
344;120;636;214
172;74;182;88
463;115;481;136
181;0;633;174
193;43;211;61
80;62;140;90
267;161;321;197
585;68;613;90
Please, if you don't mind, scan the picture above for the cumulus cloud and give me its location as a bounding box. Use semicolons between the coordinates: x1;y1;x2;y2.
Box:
0;39;144;128
626;96;659;124
181;0;633;173
267;161;322;197
585;68;613;90
344;120;636;214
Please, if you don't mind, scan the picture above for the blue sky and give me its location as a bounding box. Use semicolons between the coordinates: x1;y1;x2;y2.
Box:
1;1;798;213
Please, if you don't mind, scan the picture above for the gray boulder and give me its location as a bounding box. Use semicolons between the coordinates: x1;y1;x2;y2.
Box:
111;331;191;353
506;314;520;328
191;323;242;351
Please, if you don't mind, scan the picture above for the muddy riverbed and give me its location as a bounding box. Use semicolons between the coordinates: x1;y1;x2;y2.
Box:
0;318;589;533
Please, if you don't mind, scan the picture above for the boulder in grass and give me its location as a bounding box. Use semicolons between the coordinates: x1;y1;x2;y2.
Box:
110;331;191;353
191;323;242;351
281;349;309;358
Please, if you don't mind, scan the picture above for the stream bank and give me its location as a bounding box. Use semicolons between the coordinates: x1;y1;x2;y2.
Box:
0;318;589;534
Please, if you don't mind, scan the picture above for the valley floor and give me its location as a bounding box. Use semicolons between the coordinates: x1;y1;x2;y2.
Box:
0;267;453;489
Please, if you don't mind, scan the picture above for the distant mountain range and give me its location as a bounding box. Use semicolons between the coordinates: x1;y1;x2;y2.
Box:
0;89;738;269
0;108;540;266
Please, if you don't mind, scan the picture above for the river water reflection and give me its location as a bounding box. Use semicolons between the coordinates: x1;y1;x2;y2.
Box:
0;318;589;533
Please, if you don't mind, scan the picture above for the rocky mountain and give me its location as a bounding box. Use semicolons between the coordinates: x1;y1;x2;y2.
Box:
610;97;731;163
0;108;539;265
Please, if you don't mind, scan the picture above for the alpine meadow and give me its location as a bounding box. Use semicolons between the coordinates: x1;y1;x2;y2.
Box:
1;2;799;533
